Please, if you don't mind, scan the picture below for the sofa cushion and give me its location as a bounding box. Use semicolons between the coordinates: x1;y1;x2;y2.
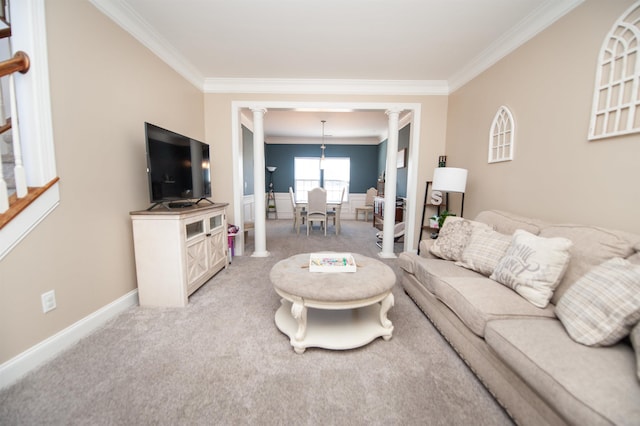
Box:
418;239;438;259
628;251;640;265
555;257;640;346
456;227;511;276
409;256;481;294
485;318;640;425
631;322;640;381
490;230;572;308
540;224;635;304
398;252;418;274
429;217;489;261
429;276;555;337
473;210;544;235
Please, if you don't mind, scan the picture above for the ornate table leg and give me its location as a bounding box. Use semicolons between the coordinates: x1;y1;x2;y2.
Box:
290;300;307;353
379;292;394;340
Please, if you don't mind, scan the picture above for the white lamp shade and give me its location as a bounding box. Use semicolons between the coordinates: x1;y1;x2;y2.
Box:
266;166;277;172
432;167;467;193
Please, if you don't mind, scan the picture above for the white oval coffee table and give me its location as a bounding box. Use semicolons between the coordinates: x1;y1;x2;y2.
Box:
270;253;396;354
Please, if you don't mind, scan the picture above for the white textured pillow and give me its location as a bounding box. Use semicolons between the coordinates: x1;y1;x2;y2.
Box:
456;228;511;276
631;322;640;381
429;217;488;262
490;229;572;308
556;257;640;346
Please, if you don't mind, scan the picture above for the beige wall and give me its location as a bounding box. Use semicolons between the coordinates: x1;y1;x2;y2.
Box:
0;0;204;363
203;93;448;244
8;0;625;367
446;0;640;234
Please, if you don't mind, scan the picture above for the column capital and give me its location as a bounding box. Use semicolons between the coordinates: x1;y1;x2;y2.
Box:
250;107;268;115
385;108;403;117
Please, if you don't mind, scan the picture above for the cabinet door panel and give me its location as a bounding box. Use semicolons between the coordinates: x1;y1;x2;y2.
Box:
208;231;226;271
186;237;208;290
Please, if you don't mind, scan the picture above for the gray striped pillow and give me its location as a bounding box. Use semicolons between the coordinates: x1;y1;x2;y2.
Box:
456;228;511;276
556;257;640;346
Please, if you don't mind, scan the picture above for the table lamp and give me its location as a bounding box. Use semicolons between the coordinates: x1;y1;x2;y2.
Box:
432;167;468;217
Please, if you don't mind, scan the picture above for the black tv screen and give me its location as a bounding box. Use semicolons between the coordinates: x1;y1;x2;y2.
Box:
145;123;211;204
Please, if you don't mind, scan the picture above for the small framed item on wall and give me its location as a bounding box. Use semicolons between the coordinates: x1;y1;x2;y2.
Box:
397;149;406;168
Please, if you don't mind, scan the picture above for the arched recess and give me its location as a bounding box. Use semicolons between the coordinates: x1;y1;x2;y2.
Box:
230;101;422;257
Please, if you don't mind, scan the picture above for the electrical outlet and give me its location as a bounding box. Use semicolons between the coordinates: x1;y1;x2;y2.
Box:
41;290;56;313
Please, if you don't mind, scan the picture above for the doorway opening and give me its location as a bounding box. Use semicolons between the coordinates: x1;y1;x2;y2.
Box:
231;101;422;257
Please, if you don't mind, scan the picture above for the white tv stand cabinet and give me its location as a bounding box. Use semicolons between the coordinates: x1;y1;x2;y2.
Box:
130;203;229;307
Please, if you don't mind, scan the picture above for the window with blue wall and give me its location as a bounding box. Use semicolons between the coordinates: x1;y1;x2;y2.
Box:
264;143;379;193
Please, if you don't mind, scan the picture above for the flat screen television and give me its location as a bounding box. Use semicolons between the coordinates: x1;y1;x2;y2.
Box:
145;122;211;208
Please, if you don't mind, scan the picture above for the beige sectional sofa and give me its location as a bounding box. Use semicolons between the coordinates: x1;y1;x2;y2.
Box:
399;210;640;425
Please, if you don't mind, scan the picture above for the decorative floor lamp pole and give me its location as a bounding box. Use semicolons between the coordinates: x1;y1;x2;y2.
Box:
266;166;277;219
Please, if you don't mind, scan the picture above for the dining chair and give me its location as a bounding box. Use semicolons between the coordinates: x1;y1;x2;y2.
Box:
326;187;345;235
355;187;377;221
307;187;327;236
289;187;306;234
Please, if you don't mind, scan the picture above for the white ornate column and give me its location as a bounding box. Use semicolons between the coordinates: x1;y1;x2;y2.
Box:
251;107;269;257
379;109;402;259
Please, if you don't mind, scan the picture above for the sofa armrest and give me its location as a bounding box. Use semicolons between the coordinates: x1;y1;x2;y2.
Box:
419;239;438;258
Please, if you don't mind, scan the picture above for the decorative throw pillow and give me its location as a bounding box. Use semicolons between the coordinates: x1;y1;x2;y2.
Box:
555;257;640;346
456;227;511;276
429;217;488;262
631;322;640;381
490;229;572;308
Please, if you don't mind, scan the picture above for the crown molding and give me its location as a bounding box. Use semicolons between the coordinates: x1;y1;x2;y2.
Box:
266;136;381;145
91;0;583;96
89;0;204;90
448;0;584;92
90;0;445;94
203;78;449;95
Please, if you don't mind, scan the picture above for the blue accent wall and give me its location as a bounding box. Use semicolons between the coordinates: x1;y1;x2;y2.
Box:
377;140;387;180
264;144;379;193
245;124;410;196
375;123;410;197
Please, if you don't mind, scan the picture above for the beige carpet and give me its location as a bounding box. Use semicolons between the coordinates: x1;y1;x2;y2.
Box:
0;219;512;425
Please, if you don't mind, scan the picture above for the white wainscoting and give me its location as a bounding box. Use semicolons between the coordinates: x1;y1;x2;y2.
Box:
269;192;365;221
243;192;370;222
242;194;255;223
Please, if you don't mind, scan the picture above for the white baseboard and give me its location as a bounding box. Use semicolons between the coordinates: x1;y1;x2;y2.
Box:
0;289;139;390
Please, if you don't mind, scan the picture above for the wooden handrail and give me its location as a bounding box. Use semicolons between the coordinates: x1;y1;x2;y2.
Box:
0;177;59;230
0;118;10;134
0;51;30;78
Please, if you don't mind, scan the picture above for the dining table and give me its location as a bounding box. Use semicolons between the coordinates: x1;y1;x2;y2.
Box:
294;201;343;235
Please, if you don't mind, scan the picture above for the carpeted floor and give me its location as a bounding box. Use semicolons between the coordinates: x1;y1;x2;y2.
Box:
0;219;513;425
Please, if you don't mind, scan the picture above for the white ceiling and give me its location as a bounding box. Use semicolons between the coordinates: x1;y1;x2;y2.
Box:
91;0;583;141
258;110;395;144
